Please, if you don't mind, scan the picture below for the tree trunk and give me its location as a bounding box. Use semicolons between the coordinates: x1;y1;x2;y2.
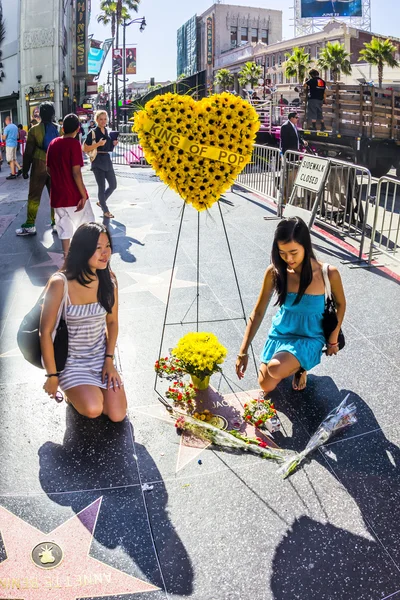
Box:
378;62;383;88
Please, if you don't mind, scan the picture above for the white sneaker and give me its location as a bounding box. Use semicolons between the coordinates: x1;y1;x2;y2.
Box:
16;225;37;236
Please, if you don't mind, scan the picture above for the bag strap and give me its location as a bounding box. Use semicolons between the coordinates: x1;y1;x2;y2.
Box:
322;263;332;300
52;272;69;323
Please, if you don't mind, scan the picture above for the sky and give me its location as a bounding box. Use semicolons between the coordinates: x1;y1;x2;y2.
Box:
88;0;400;85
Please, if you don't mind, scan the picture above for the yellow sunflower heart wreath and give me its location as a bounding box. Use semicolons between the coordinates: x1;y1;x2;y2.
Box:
133;92;260;212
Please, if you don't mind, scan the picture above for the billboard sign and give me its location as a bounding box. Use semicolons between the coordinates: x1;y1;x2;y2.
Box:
300;0;362;18
126;48;137;75
113;48;123;75
88;47;104;75
206;16;213;65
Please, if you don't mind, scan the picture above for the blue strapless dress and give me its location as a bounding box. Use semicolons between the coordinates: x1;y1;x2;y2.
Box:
260;292;325;371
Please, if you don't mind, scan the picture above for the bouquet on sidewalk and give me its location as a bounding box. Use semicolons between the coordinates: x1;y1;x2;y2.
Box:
173;409;288;463
172;332;227;382
277;394;357;479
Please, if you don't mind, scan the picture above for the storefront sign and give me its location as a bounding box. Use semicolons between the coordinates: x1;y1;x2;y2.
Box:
206;16;213;66
76;0;87;74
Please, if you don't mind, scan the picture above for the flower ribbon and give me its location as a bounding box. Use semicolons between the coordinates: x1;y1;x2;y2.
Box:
141;115;246;167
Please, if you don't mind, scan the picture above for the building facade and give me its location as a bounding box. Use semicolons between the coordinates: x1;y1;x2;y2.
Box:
0;0;85;130
213;21;400;95
177;4;282;87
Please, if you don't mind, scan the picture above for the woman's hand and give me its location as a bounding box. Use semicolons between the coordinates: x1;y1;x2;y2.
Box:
97;139;107;148
326;334;339;356
236;355;249;379
113;140;118;147
102;357;122;391
43;376;59;399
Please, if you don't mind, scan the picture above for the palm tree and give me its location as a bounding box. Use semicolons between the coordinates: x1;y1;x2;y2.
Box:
317;41;352;83
284;47;312;83
358;37;399;88
214;68;234;90
238;62;262;88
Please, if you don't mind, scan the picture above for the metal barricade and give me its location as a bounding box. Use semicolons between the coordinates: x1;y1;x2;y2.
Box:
235;144;281;205
112;132;149;167
368;176;400;264
279;150;372;259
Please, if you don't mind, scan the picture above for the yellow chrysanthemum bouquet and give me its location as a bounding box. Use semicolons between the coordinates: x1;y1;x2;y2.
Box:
133;92;259;211
172;332;227;382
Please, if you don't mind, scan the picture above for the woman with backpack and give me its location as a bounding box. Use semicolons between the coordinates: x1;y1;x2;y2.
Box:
83;110;118;219
15;102;59;236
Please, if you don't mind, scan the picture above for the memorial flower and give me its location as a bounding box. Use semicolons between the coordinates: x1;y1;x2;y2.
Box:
172;332;227;380
133;92;259;211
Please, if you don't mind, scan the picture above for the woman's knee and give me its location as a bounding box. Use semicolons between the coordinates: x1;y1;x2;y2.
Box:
78;402;103;419
106;409;127;423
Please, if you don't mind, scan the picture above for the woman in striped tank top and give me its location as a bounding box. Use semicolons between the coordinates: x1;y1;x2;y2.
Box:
40;223;127;421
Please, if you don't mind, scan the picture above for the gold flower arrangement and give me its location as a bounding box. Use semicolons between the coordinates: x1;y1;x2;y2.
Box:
133;92;259;211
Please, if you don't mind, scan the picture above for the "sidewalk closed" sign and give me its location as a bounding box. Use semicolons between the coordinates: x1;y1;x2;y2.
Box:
294;156;329;193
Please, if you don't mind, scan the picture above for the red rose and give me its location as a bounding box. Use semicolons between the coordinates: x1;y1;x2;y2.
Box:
244;404;248;408
171;367;175;371
246;415;251;420
164;357;168;360
162;365;167;369
259;441;267;448
187;399;192;404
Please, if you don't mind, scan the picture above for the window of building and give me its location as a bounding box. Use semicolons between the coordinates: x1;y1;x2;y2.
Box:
265;56;270;68
251;28;258;43
272;54;276;67
241;27;248;43
278;53;282;66
279;72;283;84
230;26;237;48
261;29;268;44
272;73;276;84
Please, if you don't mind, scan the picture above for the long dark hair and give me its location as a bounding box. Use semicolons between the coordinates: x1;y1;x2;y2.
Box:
271;217;316;306
64;223;115;313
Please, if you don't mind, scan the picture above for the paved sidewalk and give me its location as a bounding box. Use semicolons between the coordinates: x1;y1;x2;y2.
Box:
0;164;399;599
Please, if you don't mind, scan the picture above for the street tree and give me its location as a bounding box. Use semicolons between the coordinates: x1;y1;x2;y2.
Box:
318;41;352;83
284;47;312;83
214;68;234;90
238;62;262;88
358;37;399;88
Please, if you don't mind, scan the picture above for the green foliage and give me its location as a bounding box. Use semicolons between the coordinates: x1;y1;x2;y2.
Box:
284;47;312;83
238;61;262;87
177;73;187;81
359;37;399;88
318;41;352;82
214;68;234;90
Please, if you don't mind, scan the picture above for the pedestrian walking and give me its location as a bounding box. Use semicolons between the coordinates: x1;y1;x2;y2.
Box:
2;116;22;180
40;222;127;422
46;114;95;256
304;69;327;131
236;217;346;393
83;110;118;219
18;124;27;157
16;102;59;236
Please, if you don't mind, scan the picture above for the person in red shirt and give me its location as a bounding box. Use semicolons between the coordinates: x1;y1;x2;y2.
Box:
47;113;95;255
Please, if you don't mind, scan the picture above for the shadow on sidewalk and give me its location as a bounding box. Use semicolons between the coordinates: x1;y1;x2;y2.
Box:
269;376;400;599
38;407;194;596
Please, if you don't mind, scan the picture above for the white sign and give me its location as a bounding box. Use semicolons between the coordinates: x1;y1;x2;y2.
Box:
294;156;329;193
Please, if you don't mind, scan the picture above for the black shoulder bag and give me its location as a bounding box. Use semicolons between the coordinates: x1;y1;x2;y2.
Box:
322;263;345;351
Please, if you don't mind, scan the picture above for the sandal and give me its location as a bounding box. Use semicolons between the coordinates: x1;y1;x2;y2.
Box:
293;368;307;392
103;211;114;219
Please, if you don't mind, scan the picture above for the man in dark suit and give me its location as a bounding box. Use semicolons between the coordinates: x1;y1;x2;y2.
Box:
280;112;302;156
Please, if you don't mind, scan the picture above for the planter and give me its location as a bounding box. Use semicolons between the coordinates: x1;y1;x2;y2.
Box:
190;374;210;390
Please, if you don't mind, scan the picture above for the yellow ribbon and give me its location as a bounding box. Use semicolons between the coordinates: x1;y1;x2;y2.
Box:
142;116;246;167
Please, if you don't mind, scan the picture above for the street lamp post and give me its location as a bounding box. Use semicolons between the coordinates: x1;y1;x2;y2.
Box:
121;16;146;124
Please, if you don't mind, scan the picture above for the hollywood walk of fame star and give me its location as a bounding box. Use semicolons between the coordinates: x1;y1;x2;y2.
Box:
133;387;279;472
111;224;168;244
0;497;159;599
120;269;206;304
30;252;64;270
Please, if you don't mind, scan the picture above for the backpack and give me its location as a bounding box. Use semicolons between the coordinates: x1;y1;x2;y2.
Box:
42;122;59;152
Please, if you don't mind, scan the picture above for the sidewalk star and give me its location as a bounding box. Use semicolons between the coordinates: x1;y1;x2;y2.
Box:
0;497;159;599
120;269;206;304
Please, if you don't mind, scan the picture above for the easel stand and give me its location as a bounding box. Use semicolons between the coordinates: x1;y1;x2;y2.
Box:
154;200;257;410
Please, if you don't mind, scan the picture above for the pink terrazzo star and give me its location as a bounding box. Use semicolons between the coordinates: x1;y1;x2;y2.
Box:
0;498;160;599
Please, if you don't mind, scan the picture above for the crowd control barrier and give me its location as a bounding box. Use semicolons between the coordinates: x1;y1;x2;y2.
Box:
368;176;400;265
112;132;149;167
235;144;282;207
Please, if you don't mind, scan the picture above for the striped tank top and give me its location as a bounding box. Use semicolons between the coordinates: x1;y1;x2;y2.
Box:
58;300;108;392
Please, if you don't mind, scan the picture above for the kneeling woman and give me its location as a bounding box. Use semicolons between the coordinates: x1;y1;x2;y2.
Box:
236;217;346;393
40;223;127;421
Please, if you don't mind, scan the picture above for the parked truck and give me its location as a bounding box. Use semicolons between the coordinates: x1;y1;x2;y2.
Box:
255;84;400;177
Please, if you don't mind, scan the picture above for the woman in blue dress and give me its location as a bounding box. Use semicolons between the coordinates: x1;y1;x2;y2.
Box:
236;217;346;392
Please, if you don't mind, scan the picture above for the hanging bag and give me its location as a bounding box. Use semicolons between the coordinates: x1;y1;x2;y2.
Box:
321;263;345;351
17;273;69;371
